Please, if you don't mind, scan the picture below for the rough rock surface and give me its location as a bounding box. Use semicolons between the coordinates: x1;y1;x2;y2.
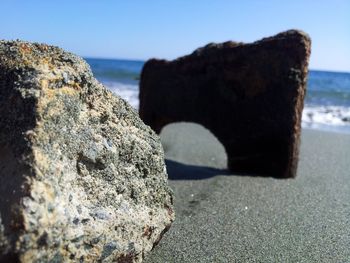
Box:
0;40;174;262
139;30;311;178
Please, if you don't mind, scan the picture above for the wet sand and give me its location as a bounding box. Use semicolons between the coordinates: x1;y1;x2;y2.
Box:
145;123;350;263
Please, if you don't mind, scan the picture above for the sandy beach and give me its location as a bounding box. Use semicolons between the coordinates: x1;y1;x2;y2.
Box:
145;123;350;263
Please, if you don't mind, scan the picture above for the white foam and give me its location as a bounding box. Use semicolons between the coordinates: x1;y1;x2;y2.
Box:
103;81;139;109
302;105;350;130
302;105;350;133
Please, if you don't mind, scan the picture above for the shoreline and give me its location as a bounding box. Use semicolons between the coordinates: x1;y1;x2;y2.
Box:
302;124;350;135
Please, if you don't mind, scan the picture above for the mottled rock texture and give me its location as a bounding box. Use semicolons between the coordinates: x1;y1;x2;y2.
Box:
139;30;311;178
0;40;174;262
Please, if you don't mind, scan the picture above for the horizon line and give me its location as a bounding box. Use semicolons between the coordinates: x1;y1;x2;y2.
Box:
83;56;350;74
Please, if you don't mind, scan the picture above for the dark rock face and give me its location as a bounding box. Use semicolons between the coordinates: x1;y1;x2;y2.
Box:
0;40;174;262
139;30;311;178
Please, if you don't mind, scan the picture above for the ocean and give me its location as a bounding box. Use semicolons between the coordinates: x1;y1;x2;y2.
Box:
86;58;350;134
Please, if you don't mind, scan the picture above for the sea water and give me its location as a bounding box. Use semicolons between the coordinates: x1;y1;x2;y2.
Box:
302;70;350;133
86;58;350;134
86;58;142;109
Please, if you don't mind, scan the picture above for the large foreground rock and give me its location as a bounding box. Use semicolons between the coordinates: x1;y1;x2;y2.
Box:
139;30;311;178
0;41;174;262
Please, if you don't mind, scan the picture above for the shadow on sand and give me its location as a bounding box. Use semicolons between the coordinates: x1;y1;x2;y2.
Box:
165;159;229;180
165;159;287;180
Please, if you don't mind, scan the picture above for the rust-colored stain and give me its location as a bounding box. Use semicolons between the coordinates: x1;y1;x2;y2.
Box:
19;43;32;54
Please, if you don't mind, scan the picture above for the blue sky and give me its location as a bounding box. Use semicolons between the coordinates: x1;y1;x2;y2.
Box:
1;0;349;72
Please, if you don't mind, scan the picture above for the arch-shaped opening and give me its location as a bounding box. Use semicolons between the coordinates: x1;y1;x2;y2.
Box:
159;122;228;180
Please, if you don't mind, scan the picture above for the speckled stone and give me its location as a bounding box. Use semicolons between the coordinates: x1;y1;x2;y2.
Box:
0;40;174;262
